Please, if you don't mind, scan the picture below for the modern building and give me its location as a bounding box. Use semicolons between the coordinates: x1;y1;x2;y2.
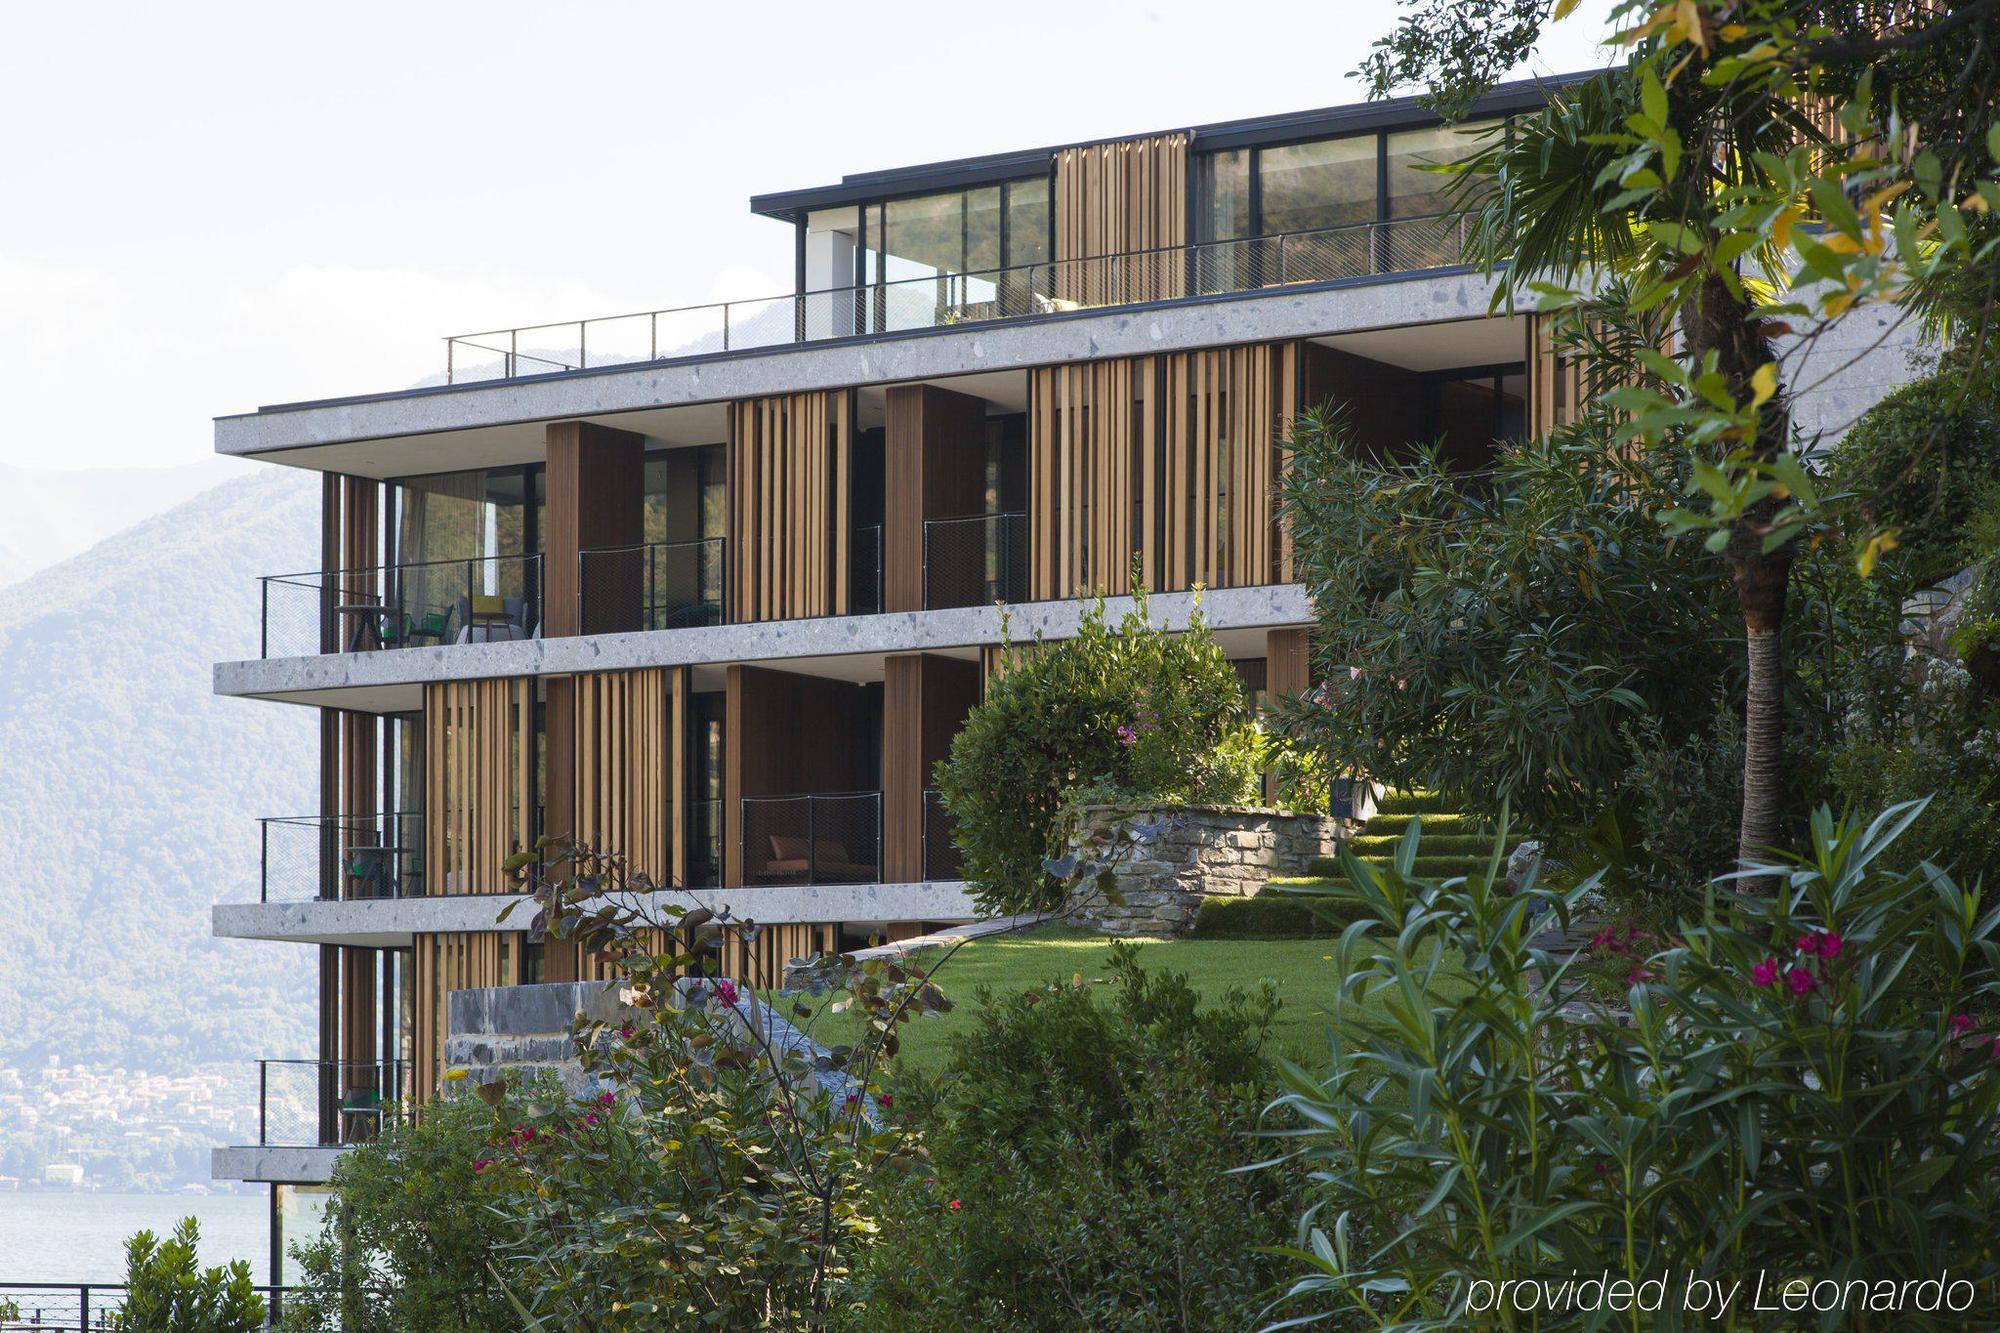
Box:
206;76;1919;1275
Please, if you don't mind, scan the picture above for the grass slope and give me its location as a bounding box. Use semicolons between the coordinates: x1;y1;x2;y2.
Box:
779;924;1468;1075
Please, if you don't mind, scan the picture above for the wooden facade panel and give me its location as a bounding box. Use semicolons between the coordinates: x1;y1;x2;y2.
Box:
882;654;981;882
1028;358;1153;599
884;384;987;613
729;391;853;623
545;421;645;637
412;930;510;1105
1161;343;1290;592
423;679;535;898
1054;134;1189;304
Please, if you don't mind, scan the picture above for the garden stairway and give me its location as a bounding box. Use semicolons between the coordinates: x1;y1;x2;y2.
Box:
1308;789;1497;883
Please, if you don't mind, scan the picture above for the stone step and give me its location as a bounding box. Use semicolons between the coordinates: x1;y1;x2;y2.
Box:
1364;811;1485;835
1372;789;1456;815
1304;853;1494;880
1348;832;1494;856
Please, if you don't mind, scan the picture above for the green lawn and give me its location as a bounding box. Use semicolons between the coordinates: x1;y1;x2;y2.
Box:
772;924;1467;1076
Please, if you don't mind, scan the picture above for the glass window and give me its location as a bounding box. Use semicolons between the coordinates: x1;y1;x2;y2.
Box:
881;191;964;280
1259;135;1378;234
1003;177;1050;267
1196;148;1253;243
964;185;1002;274
1386;120;1499;219
389;467;541;639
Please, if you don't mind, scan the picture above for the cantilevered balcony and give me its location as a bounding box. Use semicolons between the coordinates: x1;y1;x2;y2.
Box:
923;512;1028;610
258;553;542;659
443;214;1474;385
255;1058;411;1149
577;538;726;633
259;812;424;902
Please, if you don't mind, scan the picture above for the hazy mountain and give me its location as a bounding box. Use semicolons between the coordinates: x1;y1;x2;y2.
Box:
0;466;321;1081
0;458;245;591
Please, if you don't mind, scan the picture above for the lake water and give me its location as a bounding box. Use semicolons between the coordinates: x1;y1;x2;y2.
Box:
0;1191;268;1284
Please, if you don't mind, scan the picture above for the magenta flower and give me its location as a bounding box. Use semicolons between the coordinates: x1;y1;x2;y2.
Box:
1751;957;1780;988
1116;724;1138;747
1819;932;1844;959
1951;1013;1975;1037
1991;1034;2000;1062
947;1199;962;1211
1786;966;1816;997
878;1093;894;1109
472;1157;490;1173
599;1091;616;1106
714;978;740;1007
619;1025;634;1040
1796;932;1818;954
1625;965;1653;986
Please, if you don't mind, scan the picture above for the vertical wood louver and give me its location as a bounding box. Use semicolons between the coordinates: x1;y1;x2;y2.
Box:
412;930;509;1104
1028;342;1296;600
424;679;535;899
728;391;853;622
573;667;684;889
1528;310;1675;440
1054;134;1189;304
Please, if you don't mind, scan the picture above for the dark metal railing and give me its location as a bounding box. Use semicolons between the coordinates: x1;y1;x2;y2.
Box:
741;792;882;887
924;511;1028;609
259;812;423;902
687;797;723;888
577;537;726;634
257;1058;411;1150
922;788;964;882
0;1284;308;1330
444;213;1475;384
259;552;543;660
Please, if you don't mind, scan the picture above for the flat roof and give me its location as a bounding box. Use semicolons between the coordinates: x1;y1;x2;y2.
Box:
749;71;1599;221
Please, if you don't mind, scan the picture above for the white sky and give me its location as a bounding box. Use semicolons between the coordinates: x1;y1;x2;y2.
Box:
0;0;1620;471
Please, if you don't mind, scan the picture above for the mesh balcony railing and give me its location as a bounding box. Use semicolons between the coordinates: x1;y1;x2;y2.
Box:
444;213;1475;383
577;538;726;633
924;511;1029;609
742;792;882;886
922;788;964;882
259;812;423;902
258;553;542;659
257;1058;411;1150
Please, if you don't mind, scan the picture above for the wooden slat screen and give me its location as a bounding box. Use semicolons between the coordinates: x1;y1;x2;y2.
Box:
1028;359;1154;599
413;930;510;1104
1161;343;1292;592
1029;342;1295;600
424;679;535;898
574;667;684;887
1529;311;1676;439
1054;134;1188;305
729;391;853;622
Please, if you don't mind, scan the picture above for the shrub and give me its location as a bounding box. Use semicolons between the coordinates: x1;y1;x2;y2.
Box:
114;1217;264;1333
1276;407;1735;841
1616;702;1744;898
844;944;1305;1331
1265;803;2000;1326
1827;364;2000;583
936;596;1253;914
281;1092;513;1332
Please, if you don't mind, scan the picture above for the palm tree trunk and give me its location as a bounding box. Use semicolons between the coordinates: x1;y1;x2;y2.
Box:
1684;273;1792;884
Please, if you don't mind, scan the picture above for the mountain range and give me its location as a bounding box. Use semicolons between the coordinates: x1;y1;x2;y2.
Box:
0;466;321;1082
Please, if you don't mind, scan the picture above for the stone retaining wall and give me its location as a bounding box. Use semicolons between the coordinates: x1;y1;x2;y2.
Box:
1063;802;1356;936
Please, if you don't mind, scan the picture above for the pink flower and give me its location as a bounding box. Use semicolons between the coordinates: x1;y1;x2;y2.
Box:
1786;966;1816;997
714;978;740;1007
947;1199;962;1211
1796;933;1818;954
1819;932;1844;959
1991;1034;2000;1062
1751;957;1780;988
583;1113;599;1126
599;1092;616;1106
877;1093;894;1109
1116;724;1138;747
619;1025;634;1040
1625;965;1654;986
1348;666;1363;681
472;1157;490;1173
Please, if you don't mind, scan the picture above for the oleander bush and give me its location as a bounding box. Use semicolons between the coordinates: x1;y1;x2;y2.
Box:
844;944;1306;1331
1264;803;2000;1329
937;595;1257;914
281;1092;513;1332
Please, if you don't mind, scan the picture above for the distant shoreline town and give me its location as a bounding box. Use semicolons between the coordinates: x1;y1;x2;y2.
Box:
0;1064;261;1195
